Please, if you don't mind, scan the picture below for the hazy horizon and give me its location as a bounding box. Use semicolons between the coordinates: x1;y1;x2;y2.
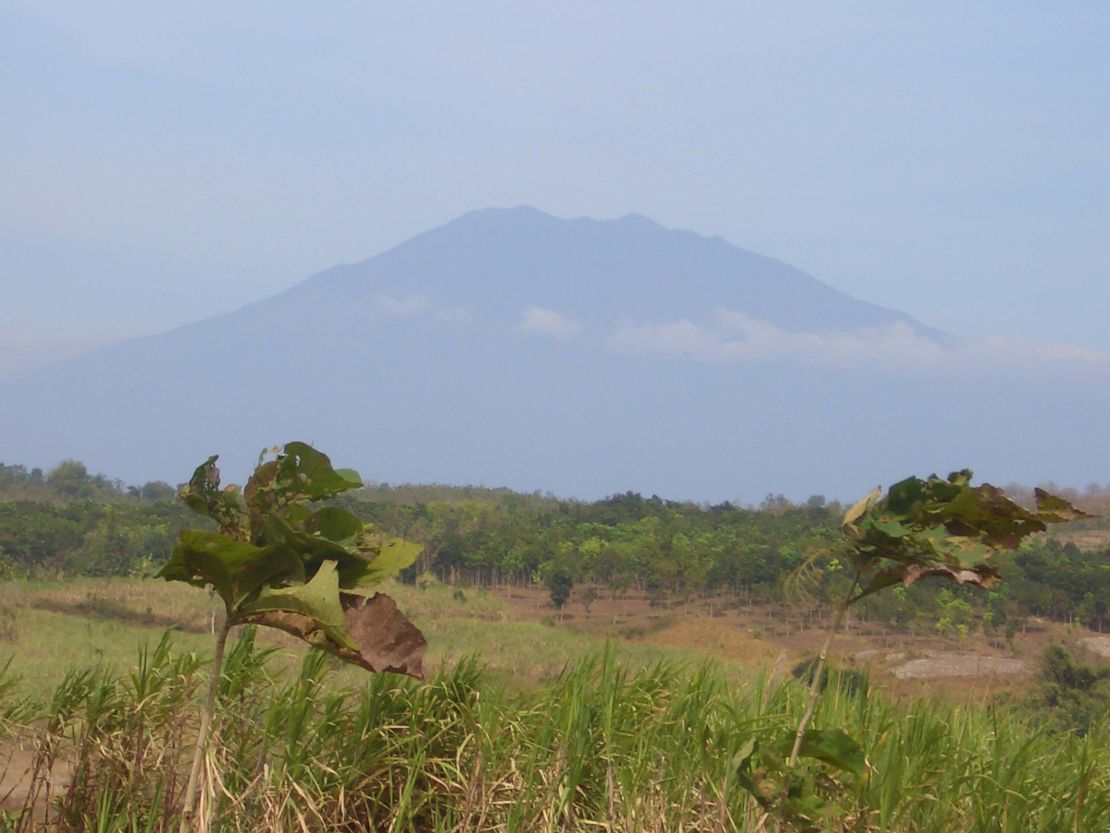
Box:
3;205;1108;504
4;2;1109;379
3;3;1109;501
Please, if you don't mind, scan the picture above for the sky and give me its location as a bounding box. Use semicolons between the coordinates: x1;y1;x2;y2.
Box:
2;1;1109;380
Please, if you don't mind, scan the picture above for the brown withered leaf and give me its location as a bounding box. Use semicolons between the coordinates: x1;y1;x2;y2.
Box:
241;592;426;679
901;562;1000;590
857;561;1000;600
1034;488;1095;523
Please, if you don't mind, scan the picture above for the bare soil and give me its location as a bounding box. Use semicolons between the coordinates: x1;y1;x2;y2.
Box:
498;585;1096;700
1081;636;1110;659
0;739;72;815
891;654;1025;680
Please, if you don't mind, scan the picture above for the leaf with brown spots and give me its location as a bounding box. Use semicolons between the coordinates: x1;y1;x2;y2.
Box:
242;592;426;679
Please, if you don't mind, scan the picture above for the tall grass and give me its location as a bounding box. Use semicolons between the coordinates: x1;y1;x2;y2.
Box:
1;632;1106;832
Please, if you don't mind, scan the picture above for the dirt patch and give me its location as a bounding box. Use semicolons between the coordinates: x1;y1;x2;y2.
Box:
892;653;1026;680
1081;636;1110;659
496;584;1078;698
0;739;73;815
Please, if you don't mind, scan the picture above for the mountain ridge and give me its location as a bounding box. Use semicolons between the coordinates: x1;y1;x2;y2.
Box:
271;205;945;340
1;206;1104;502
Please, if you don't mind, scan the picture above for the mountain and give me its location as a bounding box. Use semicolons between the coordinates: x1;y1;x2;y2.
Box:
1;207;1106;502
272;206;944;338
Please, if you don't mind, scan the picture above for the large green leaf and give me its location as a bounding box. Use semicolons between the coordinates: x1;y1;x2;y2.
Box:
307;506;364;542
237;560;353;649
340;538;424;590
158;530;302;608
779;728;865;777
263;514;350;561
276;442;362;502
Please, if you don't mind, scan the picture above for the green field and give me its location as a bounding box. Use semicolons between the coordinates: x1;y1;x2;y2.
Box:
0;578;733;703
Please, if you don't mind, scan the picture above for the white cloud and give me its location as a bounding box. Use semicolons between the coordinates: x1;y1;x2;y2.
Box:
435;306;473;323
958;336;1110;371
376;294;429;316
517;306;582;338
609;309;1110;374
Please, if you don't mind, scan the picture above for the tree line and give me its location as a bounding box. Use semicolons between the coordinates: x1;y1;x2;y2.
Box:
1;460;1107;632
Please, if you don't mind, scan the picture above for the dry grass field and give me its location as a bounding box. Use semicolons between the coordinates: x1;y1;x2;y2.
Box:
1;576;1095;704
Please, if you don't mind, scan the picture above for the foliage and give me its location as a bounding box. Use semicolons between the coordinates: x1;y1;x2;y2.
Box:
580;585;599;615
783;471;1090;810
546;564;573;610
842;471;1090;602
1028;644;1110;735
156;443;427;830
3;458;1108;631
1;639;1106;832
158;443;426;676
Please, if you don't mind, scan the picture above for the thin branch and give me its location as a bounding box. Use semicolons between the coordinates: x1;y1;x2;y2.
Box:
787;575;859;768
179;617;231;833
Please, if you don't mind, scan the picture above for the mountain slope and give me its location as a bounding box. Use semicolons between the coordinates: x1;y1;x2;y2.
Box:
0;207;1104;501
264;205;943;338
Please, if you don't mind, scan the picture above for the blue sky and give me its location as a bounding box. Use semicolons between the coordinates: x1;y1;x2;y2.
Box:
2;1;1108;379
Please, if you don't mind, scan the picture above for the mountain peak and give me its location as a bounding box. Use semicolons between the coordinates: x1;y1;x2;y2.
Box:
613;211;661;227
306;206;940;340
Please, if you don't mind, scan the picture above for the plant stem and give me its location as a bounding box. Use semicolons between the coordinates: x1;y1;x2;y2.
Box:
787;578;858;768
179;617;231;833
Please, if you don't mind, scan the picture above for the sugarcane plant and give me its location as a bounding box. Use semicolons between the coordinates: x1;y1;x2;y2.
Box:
159;442;426;831
740;470;1091;830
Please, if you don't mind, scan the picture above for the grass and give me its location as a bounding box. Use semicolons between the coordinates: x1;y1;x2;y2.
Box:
0;578;1107;831
0;578;741;701
1;633;1106;832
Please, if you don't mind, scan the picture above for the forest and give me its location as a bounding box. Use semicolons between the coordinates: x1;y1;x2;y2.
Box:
2;460;1107;636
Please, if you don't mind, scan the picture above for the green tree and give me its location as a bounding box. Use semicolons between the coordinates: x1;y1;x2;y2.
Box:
1032;644;1110;734
580;585;599;616
46;459;92;497
546;564;573;611
140;480;177;501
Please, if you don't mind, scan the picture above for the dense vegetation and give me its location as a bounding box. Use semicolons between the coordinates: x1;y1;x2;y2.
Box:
1;633;1106;832
2;456;1108;831
2;461;1107;635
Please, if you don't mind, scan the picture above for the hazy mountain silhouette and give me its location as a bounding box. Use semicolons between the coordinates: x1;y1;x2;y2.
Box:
1;207;1105;501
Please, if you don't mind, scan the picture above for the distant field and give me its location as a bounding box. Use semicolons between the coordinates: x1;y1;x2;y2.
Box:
0;575;1100;705
0;577;752;702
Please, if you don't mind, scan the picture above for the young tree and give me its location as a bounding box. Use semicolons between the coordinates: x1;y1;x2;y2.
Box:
788;470;1089;767
546;564;573;611
159;443;426;831
580;585;599;617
